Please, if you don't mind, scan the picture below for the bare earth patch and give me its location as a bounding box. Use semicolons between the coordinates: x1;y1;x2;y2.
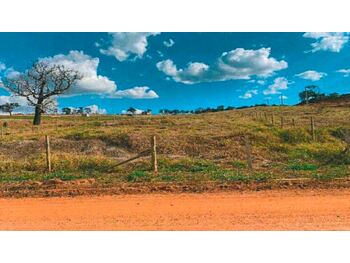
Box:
1;189;350;230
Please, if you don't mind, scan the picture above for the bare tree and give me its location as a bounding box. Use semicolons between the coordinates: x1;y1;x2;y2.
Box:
0;102;19;116
2;61;81;125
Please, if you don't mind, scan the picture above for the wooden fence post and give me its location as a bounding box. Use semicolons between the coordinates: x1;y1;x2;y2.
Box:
310;117;316;141
264;112;267;122
244;136;253;171
271;114;275;126
45;135;52;173
151;135;158;175
292;118;296;126
280;116;284;129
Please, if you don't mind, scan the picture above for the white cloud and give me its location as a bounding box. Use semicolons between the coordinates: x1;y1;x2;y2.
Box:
0;62;6;71
295;70;327;81
248;79;265;85
99;32;160;61
303;32;349;53
110;86;159;99
163;38;175;47
336;69;350;77
157;47;287;84
239;89;258;99
157;50;164;57
263;77;289;95
39;51;159;99
40;50;117;95
0;95;34;114
84;105;107;114
0;95;28;106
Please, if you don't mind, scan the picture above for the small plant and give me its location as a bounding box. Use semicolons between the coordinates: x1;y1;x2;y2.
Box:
287;163;318;171
279;129;310;144
231;161;246;168
126;170;151;182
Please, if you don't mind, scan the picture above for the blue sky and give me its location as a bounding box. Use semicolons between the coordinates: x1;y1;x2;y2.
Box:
0;32;350;114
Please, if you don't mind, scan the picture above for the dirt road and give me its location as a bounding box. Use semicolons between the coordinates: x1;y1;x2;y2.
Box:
1;189;350;230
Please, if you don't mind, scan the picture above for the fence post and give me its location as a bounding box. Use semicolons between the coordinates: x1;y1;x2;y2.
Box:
271;114;275;126
310;117;316;141
244;136;253;171
264;112;267;122
45;135;52;173
151;135;158;175
292;118;296;126
280;116;284;129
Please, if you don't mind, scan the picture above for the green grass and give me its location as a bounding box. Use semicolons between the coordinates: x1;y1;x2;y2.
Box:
287;163;318;171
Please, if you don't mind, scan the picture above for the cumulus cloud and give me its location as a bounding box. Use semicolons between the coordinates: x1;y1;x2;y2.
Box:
239;89;258;99
0;95;28;106
40;50;117;95
248;79;265;85
110;86;159;99
303;32;349;53
84;105;107;114
0;95;34;114
0;62;6;71
39;51;159;99
263;77;289;95
336;69;350;77
99;32;160;61
163;38;175;47
295;70;327;81
157;48;287;84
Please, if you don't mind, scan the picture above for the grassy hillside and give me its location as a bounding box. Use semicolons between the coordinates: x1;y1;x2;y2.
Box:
0;105;349;187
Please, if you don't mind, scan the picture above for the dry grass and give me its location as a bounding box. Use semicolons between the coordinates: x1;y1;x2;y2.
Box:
0;104;349;184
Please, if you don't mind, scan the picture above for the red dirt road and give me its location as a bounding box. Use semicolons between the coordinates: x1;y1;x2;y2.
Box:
1;189;350;230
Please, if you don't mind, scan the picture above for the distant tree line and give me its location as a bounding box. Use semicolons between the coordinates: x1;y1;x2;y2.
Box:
62;107;93;115
299;85;350;104
159;104;274;115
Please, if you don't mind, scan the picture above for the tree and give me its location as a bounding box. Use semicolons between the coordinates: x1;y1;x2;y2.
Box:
76;107;84;114
127;107;137;115
2;61;81;125
84;107;92;115
299;85;319;104
62;107;72;115
0;102;19;116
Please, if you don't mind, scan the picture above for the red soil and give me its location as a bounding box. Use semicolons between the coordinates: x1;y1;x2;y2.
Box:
1;189;350;230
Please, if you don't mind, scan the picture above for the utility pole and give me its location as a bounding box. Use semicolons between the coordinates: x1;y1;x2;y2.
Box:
280;94;284;106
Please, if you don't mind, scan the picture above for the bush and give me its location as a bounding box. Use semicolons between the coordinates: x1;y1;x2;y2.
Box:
279;129;311;144
287;163;318;171
126;170;151;182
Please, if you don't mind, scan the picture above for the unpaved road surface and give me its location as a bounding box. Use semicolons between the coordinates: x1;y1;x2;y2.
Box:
1;189;350;230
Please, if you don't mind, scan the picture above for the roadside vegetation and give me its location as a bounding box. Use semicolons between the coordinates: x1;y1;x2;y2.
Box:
0;103;349;188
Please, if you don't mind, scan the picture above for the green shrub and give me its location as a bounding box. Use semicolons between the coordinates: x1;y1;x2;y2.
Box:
126;170;151;182
287;163;318;171
279;129;310;144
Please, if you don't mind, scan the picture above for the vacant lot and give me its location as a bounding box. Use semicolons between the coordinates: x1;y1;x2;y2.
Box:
0;104;349;197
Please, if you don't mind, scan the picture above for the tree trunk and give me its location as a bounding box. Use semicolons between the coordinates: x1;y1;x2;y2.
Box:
33;104;42;125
